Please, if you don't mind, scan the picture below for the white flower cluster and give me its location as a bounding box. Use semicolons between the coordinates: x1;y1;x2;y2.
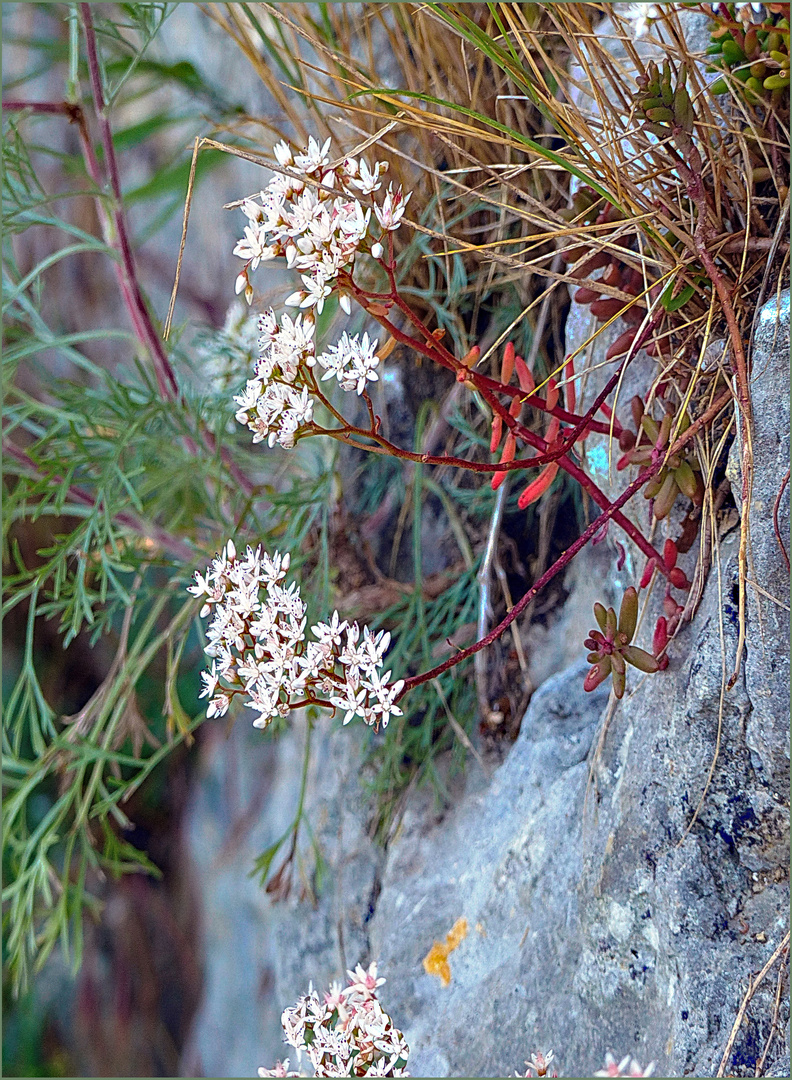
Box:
189;541;404;730
520;1050;655;1078
230;138;410;450
258;963;410;1078
233;312;386;449
233;136;411;307
316;330;381;396
233;310;316;448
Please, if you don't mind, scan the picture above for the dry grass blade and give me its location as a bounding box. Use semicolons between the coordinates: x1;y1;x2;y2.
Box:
716;932;790;1077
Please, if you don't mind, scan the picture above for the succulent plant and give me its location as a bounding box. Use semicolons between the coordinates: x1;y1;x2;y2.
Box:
583;587;660;699
705;2;790;112
635;59;697;158
617;395;704;521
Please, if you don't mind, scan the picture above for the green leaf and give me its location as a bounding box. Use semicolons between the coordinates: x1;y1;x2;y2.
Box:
249;833;290;888
659;280;696;312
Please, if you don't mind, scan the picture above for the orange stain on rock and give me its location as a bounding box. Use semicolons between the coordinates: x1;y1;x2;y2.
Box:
422;917;468;987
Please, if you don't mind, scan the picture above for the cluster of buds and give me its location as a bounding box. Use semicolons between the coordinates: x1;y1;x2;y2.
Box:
188;541;404;731
617;396;703;521
706;3;790;109
583;587;660;699
259;963;409;1078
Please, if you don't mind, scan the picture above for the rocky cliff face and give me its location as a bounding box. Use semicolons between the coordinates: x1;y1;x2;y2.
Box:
180;290;789;1078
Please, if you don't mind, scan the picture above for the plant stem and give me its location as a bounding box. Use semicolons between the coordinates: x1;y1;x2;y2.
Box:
674;146;753;689
79;4;179;400
6;31;258;500
397;387;731;697
343;268;670;573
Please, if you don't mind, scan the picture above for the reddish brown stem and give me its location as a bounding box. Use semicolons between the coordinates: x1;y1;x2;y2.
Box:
343;269;616;436
343;268;670;573
398;387;731;697
26;13;254;500
80;4;178;401
674;144;752;688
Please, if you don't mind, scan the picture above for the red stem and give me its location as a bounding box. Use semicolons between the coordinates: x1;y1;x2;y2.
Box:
80;4;178;401
17;17;257;500
342;268;669;573
398;387;731;696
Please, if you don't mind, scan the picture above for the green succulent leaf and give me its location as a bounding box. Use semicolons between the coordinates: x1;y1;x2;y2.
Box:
623;646;662;674
618;587;639;644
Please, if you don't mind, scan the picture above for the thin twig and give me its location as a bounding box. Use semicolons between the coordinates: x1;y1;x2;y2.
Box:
716;932;790;1077
772;468;790;574
163;135;201;341
755;958;787;1077
398;386;731;697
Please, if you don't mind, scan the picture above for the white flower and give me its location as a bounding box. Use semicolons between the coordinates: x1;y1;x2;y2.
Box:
316;331;381;395
346;962;386;998
273;140;294;167
594;1053;656;1078
330;683;367;726
258;1060;299;1078
623;3;661;37
298;273;332;313
312;611;348;648
293;135;332;175
206;692;230;719
363;669;405;729
198;661;219;699
233;224;277;270
259;309;279;343
349;158;386;195
371;242;384;260
374;184;411;231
